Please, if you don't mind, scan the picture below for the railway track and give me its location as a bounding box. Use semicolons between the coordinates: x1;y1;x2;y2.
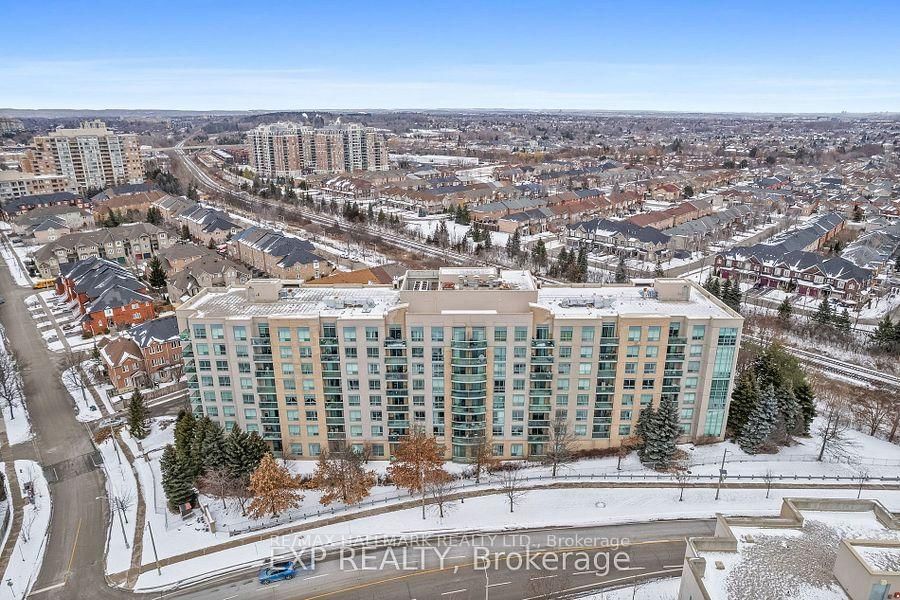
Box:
743;334;900;388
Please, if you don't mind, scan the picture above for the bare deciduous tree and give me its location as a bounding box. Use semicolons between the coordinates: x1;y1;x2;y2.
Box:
427;475;456;520
0;349;24;419
853;387;895;437
762;469;776;499
855;467;870;500
61;350;90;407
672;464;691;502
470;434;497;484
494;467;528;513
113;488;136;524
199;466;236;510
543;414;576;477
815;391;856;462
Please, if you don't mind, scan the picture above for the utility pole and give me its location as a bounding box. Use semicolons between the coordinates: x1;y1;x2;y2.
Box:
146;521;162;575
715;449;728;501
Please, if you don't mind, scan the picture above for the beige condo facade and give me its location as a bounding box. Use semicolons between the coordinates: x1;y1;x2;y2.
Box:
177;268;742;462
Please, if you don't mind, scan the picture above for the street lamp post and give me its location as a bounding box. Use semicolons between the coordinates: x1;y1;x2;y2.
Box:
715;449;728;501
146;521;162;575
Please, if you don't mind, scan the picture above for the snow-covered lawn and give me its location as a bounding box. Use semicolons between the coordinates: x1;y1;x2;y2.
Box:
579;577;679;599
0;328;33;445
0;240;33;287
405;215;510;247
133;485;900;591
99;436;139;574
1;460;51;599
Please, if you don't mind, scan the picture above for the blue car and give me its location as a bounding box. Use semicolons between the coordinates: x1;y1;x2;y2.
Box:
258;561;297;584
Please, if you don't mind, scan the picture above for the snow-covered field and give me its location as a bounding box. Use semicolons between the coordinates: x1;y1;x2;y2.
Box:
61;361;117;422
0;327;33;445
1;460;51;599
100;436;139;574
0;240;33;287
405;215;510;247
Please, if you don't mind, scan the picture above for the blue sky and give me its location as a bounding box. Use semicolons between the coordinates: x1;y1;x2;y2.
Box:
2;0;900;112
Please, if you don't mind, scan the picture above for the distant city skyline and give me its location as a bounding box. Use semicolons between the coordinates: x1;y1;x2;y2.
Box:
3;0;900;113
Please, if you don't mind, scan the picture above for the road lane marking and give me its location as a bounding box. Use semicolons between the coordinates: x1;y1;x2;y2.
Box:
486;581;511;588
530;575;557;581
28;582;67;595
441;589;467;596
222;595;240;600
618;566;646;571
303;574;329;580
67;517;82;575
300;539;685;599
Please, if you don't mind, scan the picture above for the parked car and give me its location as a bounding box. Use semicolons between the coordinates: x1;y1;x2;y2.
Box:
98;417;124;429
258;561;297;584
0;295;5;305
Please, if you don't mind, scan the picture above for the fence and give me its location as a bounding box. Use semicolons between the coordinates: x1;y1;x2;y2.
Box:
226;469;900;536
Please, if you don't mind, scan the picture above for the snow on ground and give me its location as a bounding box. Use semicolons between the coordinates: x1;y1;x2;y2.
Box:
697;508;900;600
0;239;33;286
0;462;9;561
99;436;139;574
405;215;510;247
133;486;900;591
0;328;33;445
1;461;51;599
61;365;103;421
579;577;680;599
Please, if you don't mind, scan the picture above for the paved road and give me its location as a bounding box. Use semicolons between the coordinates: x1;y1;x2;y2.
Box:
0;252;133;600
167;520;713;600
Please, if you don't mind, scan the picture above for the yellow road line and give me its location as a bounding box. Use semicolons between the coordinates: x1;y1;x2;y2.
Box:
67;518;82;575
300;538;683;599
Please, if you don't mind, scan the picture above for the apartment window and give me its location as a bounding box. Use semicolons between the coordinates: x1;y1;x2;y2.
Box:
277;327;291;342
556;379;569;391
309;443;321;456
623;378;636;390
641;378;655;390
626;345;639;358
210;324;224;340
235;345;248;358
647;326;661;342
279;347;293;359
556;394;569;406
344;346;358;358
242;394;255;404
624;362;637;374
691;325;706;341
643;363;657;374
232;326;247;341
494;327;507;342
192;325;207;339
557;363;571;375
627;326;642;342
578;363;591;375
621;394;634;406
431;327;444;342
410;327;424;342
581;326;595;343
688;361;700;373
690;344;703;357
367;346;380;359
620;409;633;421
244;408;257;419
343;327;357;342
558;346;572;359
645;346;659;358
411;347;424;358
514;326;528;342
365;327;379;341
559;326;573;341
579;347;593;359
306;425;320;437
296;327;311;342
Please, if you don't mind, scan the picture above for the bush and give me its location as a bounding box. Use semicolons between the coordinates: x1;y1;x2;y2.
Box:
82;331;94;339
572;447;621;460
692;435;720;446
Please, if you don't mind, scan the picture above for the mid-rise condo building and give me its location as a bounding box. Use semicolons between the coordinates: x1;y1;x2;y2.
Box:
248;122;389;177
176;268;742;461
27;120;143;193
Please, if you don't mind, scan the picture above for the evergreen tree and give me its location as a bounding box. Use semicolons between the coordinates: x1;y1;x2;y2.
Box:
724;281;742;311
552;248;569;277
127;390;149;439
708;277;721;298
635;407;652;448
738;383;778;454
777;296;792;324
835;308;852;333
727;370;759;437
614;255;627;283
811;298;833;325
200;420;226;471
145;206;162;225
870;316;898;353
531;239;548;269
575;246;588;282
654;260;664;277
187;416;213;479
147;256;167;288
720;278;732;303
775;384;801;439
377;209;386;225
852;204;864;222
793;380;816;435
180;223;191;240
639;396;679;468
506;228;521;260
483;229;493;250
160;445;194;511
173;410;196;459
225;426;269;480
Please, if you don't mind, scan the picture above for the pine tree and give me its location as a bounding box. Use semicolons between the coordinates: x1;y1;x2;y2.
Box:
506;228;521;260
793;380;816;435
835;308;852;332
654;260;664;277
311;446;376;506
483;229;492;250
201;420;226;471
720;278;732;303
871;316;898;353
187;416;213;479
180;223;191;240
225;425;268;480
575;246;588;282
377;209;386;225
635;406;653;448
852;204;864;222
173;410;196;459
160;444;194;511
146;206;162;225
708;277;721;298
725;281;742;311
812;298;833;325
777;296;792;324
127;389;149;439
247;454;304;518
775;384;801;439
727;370;759;438
147;256;167;289
531;239;548;269
615;255;627;283
388;426;449;519
639;396;679;468
738;383;778;454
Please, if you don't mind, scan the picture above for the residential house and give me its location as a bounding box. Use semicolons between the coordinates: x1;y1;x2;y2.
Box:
178;205;242;246
228;226;334;280
98;314;183;392
567;218;671;260
1;191;83;218
32;222;172;278
166;255;251;304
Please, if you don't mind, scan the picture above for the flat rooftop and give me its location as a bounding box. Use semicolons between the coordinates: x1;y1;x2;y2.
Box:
177;270;738;321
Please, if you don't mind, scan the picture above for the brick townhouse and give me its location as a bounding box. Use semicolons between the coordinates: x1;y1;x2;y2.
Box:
98;315;183;392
